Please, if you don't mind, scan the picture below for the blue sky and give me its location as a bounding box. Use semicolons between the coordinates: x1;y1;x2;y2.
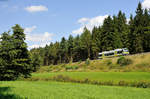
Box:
0;0;148;49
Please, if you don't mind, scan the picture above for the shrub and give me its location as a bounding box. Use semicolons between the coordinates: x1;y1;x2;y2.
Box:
106;60;112;66
117;56;132;66
53;75;71;82
85;58;90;65
65;65;79;70
73;66;79;70
65;66;72;70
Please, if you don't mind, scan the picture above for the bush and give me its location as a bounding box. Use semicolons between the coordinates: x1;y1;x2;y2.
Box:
85;58;90;65
65;65;79;70
106;60;112;66
73;66;79;70
117;56;132;66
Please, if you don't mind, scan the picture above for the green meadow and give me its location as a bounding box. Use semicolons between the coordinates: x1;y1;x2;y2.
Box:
0;81;150;99
32;72;150;82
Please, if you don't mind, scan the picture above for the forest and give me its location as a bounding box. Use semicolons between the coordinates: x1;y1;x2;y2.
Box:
30;2;150;66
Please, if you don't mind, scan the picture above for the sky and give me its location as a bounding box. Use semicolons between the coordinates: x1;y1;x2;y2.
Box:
0;0;149;49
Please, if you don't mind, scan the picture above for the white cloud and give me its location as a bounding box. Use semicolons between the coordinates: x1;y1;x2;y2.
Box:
24;26;37;34
24;26;53;49
72;15;108;34
25;5;48;13
126;18;130;24
142;0;150;9
78;18;89;24
28;42;51;49
27;32;53;42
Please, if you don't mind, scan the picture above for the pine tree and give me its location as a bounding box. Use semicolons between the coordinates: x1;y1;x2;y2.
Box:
73;35;82;62
59;37;68;63
132;2;144;53
143;9;150;52
101;16;121;51
43;44;49;66
91;26;100;59
67;35;74;62
80;27;92;59
116;11;129;48
112;15;123;48
12;24;32;78
128;14;135;53
0;24;33;80
0;31;14;80
31;53;42;72
51;42;60;64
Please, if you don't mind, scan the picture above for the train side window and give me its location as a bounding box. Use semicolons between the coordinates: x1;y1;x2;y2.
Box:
117;50;123;54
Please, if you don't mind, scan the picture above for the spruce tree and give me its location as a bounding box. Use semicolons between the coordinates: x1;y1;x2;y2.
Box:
116;11;129;48
73;35;82;62
59;37;68;63
67;35;74;62
101;16;121;51
80;27;92;59
0;31;14;80
133;2;144;53
0;24;33;80
12;24;32;78
143;9;150;52
91;26;100;59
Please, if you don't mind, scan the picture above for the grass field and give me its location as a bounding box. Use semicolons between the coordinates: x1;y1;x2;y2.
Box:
1;53;150;98
32;72;150;82
0;81;150;99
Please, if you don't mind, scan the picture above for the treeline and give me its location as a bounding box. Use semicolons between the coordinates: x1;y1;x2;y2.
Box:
0;25;39;80
31;3;150;66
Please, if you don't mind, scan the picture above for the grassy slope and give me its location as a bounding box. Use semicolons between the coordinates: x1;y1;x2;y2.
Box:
32;72;150;82
0;81;150;99
38;53;150;72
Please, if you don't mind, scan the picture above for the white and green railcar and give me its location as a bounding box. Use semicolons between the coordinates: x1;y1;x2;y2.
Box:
98;48;129;59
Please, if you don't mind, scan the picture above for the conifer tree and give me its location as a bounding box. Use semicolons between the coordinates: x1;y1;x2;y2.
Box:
80;27;92;59
101;16;121;51
91;26;100;59
59;37;68;63
67;35;74;62
12;24;32;78
116;11;129;48
0;31;14;80
143;9;150;52
73;35;82;62
0;24;33;80
133;2;144;53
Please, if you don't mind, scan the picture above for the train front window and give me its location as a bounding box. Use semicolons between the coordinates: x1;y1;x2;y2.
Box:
123;48;129;52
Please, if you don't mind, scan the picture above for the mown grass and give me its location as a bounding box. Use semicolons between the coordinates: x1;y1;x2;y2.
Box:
32;72;150;83
0;81;150;99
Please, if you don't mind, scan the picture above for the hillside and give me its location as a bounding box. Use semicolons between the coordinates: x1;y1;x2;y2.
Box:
37;53;150;73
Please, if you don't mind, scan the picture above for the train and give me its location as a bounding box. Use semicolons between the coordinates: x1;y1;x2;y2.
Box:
98;48;129;59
